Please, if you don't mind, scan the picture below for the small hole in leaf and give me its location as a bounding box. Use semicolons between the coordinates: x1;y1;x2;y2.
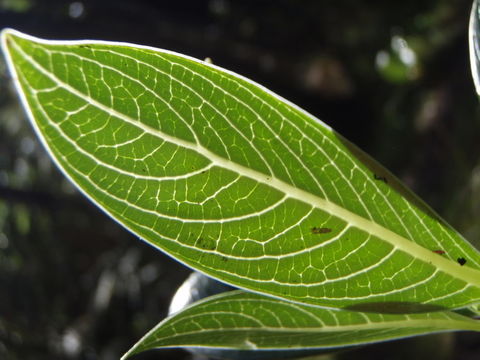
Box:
373;173;388;183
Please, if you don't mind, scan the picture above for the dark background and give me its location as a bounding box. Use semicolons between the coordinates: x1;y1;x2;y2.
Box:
1;0;480;359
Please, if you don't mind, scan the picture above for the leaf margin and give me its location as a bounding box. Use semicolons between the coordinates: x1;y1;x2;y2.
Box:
2;28;480;311
121;289;480;359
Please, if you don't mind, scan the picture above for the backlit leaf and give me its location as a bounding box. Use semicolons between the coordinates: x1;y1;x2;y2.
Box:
2;29;480;310
122;290;480;359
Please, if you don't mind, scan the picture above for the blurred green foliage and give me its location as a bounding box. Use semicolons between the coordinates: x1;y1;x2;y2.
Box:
0;0;32;13
0;0;479;359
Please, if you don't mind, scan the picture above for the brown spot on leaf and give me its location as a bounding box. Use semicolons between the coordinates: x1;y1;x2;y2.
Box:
311;227;332;234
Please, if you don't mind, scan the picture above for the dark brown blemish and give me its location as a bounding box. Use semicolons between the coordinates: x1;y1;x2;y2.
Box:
432;250;445;255
457;257;467;266
311;227;332;234
197;237;216;251
373;173;388;183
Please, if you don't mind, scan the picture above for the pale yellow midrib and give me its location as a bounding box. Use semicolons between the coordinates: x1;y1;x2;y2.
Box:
6;34;480;288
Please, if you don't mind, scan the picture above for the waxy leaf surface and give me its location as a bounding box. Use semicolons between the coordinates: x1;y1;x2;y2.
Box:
123;290;480;358
3;29;480;310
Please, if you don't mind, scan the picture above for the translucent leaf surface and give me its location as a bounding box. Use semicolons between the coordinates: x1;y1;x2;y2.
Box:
122;290;480;359
2;29;480;310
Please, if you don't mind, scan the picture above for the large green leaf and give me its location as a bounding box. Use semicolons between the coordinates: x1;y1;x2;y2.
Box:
470;0;480;95
122;290;480;359
2;29;480;310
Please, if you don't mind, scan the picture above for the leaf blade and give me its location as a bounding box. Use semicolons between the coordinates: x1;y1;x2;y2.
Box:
122;290;480;358
3;28;480;310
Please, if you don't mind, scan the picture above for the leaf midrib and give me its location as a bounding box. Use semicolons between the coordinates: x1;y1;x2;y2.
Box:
150;319;479;336
6;33;480;289
163;315;480;333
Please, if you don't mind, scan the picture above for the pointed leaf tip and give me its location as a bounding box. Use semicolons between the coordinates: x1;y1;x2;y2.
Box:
3;30;480;311
122;290;480;359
